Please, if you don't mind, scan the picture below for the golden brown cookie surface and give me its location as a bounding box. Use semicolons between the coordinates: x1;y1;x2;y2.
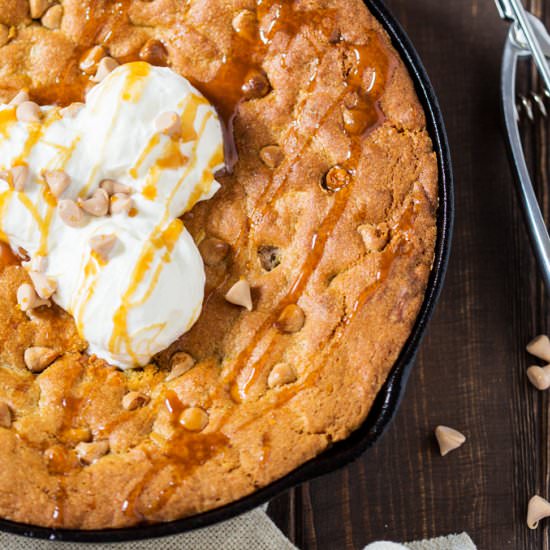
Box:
0;0;437;528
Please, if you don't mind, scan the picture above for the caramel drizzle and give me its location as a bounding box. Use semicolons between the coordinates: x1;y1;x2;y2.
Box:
221;32;394;395
121;391;228;520
122;61;151;103
72;253;100;335
129;94;206;182
130;133;160;179
5;111;61;255
0;108;16;138
223;184;352;393
51;480;67;526
108;219;183;363
108;106;218;361
215;202;416;437
0;191;12;243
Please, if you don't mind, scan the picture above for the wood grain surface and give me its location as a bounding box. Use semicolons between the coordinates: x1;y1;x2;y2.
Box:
267;1;550;548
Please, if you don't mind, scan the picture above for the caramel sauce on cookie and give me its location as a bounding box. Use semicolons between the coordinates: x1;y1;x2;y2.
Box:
121;390;228;520
219;27;397;397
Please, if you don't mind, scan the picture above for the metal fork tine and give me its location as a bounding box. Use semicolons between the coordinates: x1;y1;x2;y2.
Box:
519;94;535;120
531;92;547;116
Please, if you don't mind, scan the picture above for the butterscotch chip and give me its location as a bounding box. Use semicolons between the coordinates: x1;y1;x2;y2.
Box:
155;111;181;137
0;25;9;48
357;223;389;252
64;427;92;444
258;245;281;271
110;193;134;215
58;199;85;227
11;165;29;191
225;279;253;311
122;391;150;411
28;270;57;299
16;283;36;311
41;4;63;29
76;440;110;465
166;352;196;381
99;178;132;195
268;363;297;388
89;234;117;261
23;346;60;373
526;365;550;391
343;107;369;135
16;101;42;123
79;188;109;216
259;145;284;169
59;102;84;118
0;402;11;428
526;335;550;362
29;0;50;19
22;254;47;272
9;90;29;106
434;425;466;456
275;304;305;333
232;9;258;41
322;165;352;192
199;237;230;266
17;283;50;312
179;407;209;432
91;56;119;82
44;170;70;197
79;45;106;74
527;495;550;529
241;69;270;100
139;39;168;66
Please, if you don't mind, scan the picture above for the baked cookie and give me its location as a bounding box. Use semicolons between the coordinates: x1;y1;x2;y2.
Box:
0;0;437;529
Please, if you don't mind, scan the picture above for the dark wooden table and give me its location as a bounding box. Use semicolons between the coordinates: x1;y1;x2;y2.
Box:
267;1;550;548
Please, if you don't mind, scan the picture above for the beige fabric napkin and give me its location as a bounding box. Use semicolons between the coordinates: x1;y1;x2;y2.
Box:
0;508;476;549
0;508;296;550
365;533;477;550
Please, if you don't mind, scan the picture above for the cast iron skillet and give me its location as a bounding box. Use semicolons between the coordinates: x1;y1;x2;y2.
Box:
0;0;453;542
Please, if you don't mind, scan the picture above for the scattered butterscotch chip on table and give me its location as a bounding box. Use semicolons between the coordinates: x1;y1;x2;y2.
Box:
527;495;550;529
434;425;466;456
526;364;550;390
526;334;550;362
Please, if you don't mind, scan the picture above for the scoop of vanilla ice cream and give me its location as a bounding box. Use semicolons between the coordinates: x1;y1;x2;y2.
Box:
0;62;224;368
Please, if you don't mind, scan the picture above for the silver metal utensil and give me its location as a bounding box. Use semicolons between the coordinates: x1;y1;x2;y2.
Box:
497;0;550;290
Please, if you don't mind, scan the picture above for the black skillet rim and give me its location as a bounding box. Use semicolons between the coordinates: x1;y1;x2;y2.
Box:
0;0;454;541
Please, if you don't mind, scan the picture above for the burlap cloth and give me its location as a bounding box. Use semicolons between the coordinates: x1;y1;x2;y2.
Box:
0;508;476;549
